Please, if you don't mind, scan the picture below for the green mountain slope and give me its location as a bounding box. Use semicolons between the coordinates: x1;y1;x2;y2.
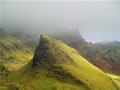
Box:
52;31;120;75
96;41;120;63
52;30;103;62
8;34;118;90
0;29;34;71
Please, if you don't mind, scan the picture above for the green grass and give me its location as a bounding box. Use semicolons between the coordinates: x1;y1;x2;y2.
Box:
0;86;8;90
107;74;120;87
7;34;119;90
0;33;34;90
0;35;34;71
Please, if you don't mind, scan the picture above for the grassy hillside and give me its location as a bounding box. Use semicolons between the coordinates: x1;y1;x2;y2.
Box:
0;29;34;71
107;74;120;88
51;30;102;62
6;34;119;90
52;31;120;75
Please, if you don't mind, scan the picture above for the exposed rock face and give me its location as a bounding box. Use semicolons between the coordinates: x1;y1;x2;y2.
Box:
32;34;52;66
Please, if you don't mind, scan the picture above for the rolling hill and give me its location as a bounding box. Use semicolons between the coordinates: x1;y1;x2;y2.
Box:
0;29;35;72
51;30;120;75
6;34;119;90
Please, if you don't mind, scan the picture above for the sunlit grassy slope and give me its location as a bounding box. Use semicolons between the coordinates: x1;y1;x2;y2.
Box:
0;35;34;71
52;31;120;76
8;34;119;90
0;86;8;90
107;74;120;87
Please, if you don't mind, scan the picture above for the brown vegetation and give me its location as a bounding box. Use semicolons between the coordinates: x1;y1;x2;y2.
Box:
91;60;120;75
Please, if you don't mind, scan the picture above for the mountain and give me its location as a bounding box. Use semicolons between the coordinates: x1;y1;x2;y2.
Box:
7;34;118;90
51;30;101;62
51;30;120;75
1;28;120;76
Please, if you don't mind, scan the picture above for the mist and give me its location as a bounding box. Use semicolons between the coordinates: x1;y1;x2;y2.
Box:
1;1;120;43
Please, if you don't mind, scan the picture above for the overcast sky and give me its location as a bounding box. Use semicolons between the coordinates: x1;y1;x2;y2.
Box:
1;1;120;42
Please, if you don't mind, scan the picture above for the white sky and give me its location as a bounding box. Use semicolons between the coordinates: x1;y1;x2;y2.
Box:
1;1;120;42
1;0;119;1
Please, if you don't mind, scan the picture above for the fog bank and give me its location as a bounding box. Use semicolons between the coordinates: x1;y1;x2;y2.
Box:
1;1;120;42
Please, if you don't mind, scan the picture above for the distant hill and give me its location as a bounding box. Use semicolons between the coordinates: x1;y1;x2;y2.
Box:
1;28;120;75
51;30;120;75
7;35;118;90
51;30;101;61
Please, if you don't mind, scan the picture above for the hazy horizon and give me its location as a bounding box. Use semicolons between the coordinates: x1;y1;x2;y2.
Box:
0;1;120;43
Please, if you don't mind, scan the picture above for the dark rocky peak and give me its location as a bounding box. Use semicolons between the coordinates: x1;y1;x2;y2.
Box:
32;34;55;67
51;30;86;46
